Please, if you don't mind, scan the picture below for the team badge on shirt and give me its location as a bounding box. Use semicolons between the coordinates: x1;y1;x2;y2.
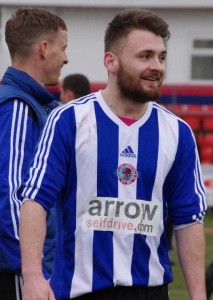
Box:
117;163;138;185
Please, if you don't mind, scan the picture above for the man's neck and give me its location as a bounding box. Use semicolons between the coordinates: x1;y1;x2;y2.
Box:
101;87;148;120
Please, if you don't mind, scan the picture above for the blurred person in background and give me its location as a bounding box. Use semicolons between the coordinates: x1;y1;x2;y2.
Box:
60;73;90;104
20;8;206;300
0;7;68;300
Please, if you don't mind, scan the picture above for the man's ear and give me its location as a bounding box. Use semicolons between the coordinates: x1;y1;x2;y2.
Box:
104;52;119;73
37;40;48;59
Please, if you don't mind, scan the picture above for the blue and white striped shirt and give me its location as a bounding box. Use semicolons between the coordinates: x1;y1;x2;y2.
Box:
22;91;206;299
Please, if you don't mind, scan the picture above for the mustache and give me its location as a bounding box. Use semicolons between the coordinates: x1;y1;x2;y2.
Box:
140;71;163;80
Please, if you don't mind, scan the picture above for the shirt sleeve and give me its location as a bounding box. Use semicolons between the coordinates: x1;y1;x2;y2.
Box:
164;121;207;226
22;107;75;212
0;99;39;271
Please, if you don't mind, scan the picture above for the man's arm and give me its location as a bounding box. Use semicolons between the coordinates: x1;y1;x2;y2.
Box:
20;200;55;300
175;223;206;300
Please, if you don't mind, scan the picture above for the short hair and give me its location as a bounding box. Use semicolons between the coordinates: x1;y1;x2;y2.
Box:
62;74;90;98
104;8;170;52
5;7;67;60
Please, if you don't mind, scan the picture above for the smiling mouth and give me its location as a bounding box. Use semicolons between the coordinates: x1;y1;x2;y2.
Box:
144;76;159;81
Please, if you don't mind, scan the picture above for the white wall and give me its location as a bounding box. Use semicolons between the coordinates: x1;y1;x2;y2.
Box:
1;6;213;84
1;0;213;8
58;7;113;83
60;7;213;84
159;9;213;84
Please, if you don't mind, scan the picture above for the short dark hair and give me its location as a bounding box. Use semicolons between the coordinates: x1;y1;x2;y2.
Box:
62;74;90;98
104;8;170;52
5;7;67;60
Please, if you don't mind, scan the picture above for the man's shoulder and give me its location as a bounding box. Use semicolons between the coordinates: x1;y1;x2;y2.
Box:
0;85;34;104
57;93;97;116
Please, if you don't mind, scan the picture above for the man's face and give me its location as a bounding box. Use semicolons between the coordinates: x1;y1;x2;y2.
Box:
44;29;68;86
115;29;167;103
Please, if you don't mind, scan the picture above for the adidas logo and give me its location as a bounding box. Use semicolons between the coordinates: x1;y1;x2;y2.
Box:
120;146;136;158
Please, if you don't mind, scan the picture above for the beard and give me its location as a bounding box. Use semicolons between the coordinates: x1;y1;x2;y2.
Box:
116;63;163;104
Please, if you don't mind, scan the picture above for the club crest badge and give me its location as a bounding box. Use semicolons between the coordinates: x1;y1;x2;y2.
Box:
117;163;138;185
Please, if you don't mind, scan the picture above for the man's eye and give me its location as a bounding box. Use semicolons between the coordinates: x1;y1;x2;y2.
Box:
160;55;166;61
140;54;150;60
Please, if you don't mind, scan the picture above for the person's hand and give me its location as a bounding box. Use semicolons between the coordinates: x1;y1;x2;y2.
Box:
22;274;55;300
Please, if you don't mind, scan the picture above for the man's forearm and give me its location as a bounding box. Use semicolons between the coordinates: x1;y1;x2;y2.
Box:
175;223;206;300
20;200;47;277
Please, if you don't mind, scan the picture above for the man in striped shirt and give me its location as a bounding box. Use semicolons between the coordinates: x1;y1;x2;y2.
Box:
20;8;207;300
0;7;68;300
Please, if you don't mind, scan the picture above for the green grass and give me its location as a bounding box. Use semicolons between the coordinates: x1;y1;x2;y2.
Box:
168;210;213;300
